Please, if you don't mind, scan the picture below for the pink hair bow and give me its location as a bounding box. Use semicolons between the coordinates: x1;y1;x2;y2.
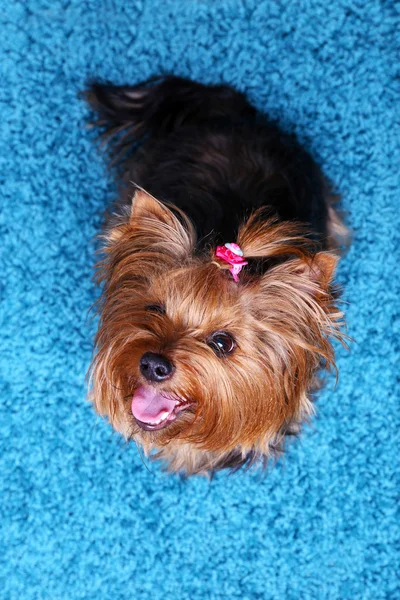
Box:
215;243;248;282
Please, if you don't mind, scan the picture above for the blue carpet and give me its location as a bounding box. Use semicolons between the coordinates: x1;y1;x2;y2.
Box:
1;1;399;599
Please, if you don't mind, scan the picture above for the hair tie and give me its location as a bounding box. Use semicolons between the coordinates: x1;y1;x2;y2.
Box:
214;243;248;282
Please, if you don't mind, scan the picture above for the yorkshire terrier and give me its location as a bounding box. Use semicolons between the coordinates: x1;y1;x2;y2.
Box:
85;76;347;475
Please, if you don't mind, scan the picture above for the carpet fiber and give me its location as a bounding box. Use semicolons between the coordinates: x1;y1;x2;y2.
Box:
1;1;399;598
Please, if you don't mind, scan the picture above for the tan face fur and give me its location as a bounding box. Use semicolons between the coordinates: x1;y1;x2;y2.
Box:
89;189;344;474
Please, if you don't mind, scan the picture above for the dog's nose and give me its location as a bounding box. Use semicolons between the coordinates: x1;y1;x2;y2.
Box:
139;352;174;382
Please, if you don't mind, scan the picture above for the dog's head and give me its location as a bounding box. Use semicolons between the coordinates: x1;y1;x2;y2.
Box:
89;189;343;465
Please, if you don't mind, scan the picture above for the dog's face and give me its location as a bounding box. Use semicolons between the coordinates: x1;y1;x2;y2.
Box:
90;189;343;465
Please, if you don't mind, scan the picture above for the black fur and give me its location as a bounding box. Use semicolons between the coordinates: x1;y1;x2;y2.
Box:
85;75;331;250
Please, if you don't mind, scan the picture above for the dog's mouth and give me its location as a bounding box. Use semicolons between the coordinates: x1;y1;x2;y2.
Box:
131;385;193;431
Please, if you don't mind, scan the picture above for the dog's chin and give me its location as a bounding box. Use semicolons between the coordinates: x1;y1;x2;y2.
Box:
131;385;194;432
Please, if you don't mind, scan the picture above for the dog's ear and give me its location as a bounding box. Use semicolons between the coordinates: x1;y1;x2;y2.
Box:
261;252;338;299
106;188;195;260
237;210;338;292
288;252;338;291
129;187;195;258
130;187;178;226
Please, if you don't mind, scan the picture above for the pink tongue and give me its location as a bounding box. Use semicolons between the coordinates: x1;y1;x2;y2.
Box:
131;386;177;425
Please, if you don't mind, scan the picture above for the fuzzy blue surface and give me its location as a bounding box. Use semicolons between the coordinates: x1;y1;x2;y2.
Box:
1;1;399;599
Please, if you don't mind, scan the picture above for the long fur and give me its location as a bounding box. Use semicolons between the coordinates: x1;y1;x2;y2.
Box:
85;76;347;475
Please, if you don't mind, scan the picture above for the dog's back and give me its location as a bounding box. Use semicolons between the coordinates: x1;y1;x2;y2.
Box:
85;75;330;247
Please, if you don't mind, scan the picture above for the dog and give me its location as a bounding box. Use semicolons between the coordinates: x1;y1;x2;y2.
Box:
85;76;347;475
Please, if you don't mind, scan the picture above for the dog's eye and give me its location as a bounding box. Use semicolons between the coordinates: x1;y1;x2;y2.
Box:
207;331;236;357
145;304;166;315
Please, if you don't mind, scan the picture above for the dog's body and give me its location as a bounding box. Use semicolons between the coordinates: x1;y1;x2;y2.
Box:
86;76;346;475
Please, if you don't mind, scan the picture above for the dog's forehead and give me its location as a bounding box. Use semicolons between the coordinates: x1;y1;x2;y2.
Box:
151;263;245;325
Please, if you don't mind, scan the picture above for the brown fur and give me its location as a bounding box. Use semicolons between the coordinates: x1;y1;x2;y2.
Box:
88;189;346;475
